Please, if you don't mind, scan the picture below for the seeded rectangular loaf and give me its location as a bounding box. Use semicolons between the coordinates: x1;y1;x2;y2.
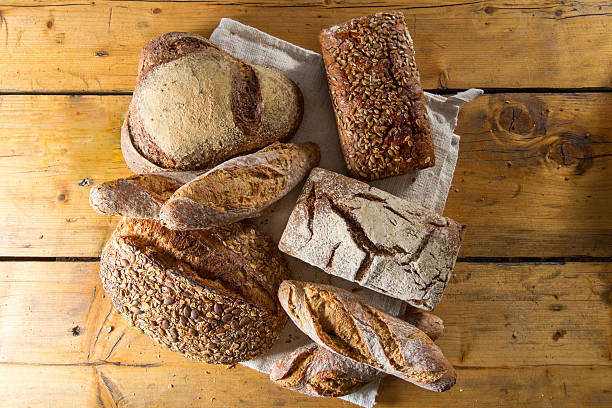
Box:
320;12;434;181
270;308;444;397
278;168;465;311
278;281;456;392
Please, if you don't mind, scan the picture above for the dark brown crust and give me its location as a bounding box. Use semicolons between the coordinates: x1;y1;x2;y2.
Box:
320;12;435;181
138;32;223;78
99;218;289;364
230;61;264;139
127;32;303;171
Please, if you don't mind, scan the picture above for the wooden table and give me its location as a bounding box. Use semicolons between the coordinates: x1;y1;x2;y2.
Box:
1;1;610;406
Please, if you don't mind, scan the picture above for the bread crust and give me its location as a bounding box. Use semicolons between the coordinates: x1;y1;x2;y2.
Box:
320;12;435;181
159;142;320;230
279;168;465;311
270;308;443;397
123;32;304;172
278;280;456;392
89;172;202;219
99;218;289;364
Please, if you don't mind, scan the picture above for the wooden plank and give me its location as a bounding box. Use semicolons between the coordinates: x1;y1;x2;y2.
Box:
0;1;610;91
0;364;610;408
1;93;610;257
0;262;610;407
1;262;609;367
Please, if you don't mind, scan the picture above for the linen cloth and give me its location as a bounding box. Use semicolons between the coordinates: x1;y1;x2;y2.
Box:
210;18;482;407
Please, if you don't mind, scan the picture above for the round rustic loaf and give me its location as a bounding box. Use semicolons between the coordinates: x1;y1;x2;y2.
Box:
99;217;289;364
123;32;304;173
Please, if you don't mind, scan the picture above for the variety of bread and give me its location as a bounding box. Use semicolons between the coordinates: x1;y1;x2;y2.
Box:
92;11;465;403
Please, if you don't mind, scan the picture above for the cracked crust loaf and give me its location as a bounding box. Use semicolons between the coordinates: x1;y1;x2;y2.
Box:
99;217;289;364
278;168;465;311
122;32;303;172
277;280;456;392
270;308;444;397
320;12;434;181
160;142;320;230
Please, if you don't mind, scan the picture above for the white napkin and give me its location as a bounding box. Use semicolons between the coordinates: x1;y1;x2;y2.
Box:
210;18;482;408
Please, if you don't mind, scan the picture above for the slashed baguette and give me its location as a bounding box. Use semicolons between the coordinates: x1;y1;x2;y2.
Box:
89;171;202;219
160;142;320;230
278;280;456;392
270;308;444;397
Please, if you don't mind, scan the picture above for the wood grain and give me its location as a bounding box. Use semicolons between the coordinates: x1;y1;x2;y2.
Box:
0;93;610;257
0;261;610;407
0;0;610;91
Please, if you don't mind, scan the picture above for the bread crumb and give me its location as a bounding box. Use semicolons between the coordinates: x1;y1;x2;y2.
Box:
168;383;174;389
106;326;113;333
506;161;512;167
460;388;463;392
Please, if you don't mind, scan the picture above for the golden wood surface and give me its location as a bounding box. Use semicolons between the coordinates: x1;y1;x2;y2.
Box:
0;1;610;91
0;93;609;257
1;262;610;407
1;1;611;406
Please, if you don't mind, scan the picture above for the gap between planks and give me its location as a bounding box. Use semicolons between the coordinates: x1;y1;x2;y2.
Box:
0;256;610;263
0;87;611;96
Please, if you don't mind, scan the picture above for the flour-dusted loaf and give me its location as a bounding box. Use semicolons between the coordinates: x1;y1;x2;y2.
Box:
99;217;289;364
278;281;456;392
279;168;465;311
160;142;320;230
270;308;444;397
89;171;202;219
123;32;303;172
320;12;434;181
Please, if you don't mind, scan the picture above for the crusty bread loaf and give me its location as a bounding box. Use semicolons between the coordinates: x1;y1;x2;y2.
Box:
159;142;320;230
271;344;380;397
100;217;289;364
270;308;443;397
278;280;456;392
89;172;202;219
279;168;465;311
123;32;303;173
320;12;434;181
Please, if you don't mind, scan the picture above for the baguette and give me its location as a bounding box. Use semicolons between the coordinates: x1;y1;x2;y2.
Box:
123;32;303;172
320;12;434;181
100;218;289;364
270;308;443;397
89;171;202;219
160;142;320;230
279;168;465;311
278;280;456;392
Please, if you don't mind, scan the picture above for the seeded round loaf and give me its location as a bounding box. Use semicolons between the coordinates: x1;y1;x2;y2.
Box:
123;32;304;172
99;217;289;364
